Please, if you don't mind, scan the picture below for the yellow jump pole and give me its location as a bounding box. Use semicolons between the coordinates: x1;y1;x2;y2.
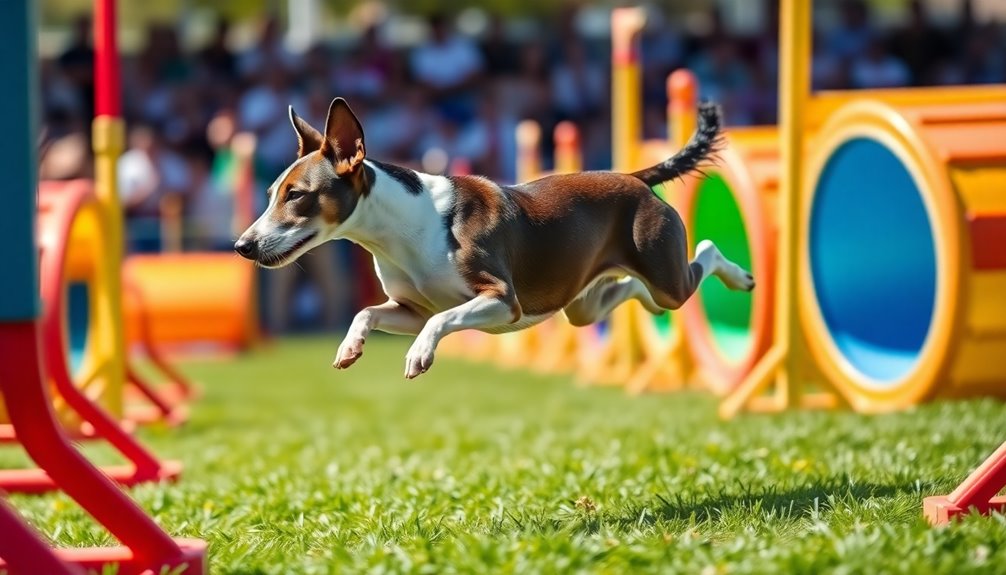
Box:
90;0;126;418
719;0;840;417
531;122;584;375
625;70;699;394
492;121;546;369
578;6;649;386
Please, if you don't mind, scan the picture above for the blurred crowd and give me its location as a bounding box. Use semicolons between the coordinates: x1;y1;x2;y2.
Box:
36;0;1006;332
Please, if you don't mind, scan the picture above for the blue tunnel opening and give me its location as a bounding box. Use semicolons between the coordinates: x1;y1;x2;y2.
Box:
68;282;89;374
809;138;937;385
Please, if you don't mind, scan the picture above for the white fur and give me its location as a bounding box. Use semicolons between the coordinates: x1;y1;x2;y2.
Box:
335;163;473;316
244;156;319;267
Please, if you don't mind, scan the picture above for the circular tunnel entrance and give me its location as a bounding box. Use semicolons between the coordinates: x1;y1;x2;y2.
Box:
692;174;754;364
808;137;937;386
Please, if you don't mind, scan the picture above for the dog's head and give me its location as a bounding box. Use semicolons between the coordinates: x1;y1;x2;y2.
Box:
234;98;369;268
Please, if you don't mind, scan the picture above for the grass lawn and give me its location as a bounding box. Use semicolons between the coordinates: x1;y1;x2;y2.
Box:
5;335;1006;574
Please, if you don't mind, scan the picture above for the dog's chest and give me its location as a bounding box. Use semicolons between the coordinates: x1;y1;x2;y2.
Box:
372;253;472;315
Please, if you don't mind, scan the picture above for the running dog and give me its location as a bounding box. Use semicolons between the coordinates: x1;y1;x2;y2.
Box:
234;98;754;378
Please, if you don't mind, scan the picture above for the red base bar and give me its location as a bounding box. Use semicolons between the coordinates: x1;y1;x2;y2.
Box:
0;499;80;575
0;419;137;443
0;460;181;495
924;495;1006;525
0;320;206;570
126;403;189;427
0;537;207;575
124;366;190;427
923;441;1006;525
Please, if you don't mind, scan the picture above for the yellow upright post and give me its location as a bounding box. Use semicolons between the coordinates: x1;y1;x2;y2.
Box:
493;121;544;369
91;0;126;417
611;7;646;172
581;7;648;386
719;0;838;417
625;69;699;394
531;122;584;375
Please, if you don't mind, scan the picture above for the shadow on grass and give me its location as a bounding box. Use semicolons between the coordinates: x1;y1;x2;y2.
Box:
629;477;935;525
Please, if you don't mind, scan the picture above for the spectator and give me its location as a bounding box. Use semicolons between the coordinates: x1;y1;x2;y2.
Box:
197;19;237;82
331;44;389;102
550;38;606;124
184;149;232;251
891;0;948;86
57;15;94;122
689;39;755;125
238;59;304;177
827;0;874;61
409;12;485;124
238;16;298;81
480;15;518;77
851;37;910;88
813;27;852;90
962;25;1006;84
117;125;191;252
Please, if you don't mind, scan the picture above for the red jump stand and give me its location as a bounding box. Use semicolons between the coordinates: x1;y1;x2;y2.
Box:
0;1;207;571
0;322;206;574
0;182;182;494
924;441;1006;525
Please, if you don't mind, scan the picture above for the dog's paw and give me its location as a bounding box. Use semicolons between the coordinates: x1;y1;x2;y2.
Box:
404;339;436;379
333;337;365;369
721;265;755;292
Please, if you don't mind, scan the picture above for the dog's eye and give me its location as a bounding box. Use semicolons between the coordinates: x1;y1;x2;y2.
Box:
286;190;306;202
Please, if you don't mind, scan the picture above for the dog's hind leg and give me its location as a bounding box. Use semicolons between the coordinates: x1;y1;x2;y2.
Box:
633;207;754;311
562;274;662;327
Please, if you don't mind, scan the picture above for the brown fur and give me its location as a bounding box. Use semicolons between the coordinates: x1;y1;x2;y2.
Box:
447;172;698;318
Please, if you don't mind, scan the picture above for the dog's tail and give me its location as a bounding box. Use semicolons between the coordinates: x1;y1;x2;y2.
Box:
630;102;723;187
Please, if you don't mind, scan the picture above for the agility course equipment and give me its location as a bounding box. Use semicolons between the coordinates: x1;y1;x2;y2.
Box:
529;122;588;376
720;0;1006;418
800;99;1006;412
121;134;261;355
924;440;1006;524
123;252;259;353
0;0;184;492
0;1;207;571
575;6;686;392
0;181;182;493
676;119;779;395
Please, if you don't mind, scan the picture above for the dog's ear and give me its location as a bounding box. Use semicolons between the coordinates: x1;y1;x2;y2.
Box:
321;97;366;175
289;106;324;157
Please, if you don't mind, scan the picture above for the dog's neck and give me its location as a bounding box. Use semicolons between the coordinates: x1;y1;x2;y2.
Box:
334;161;453;265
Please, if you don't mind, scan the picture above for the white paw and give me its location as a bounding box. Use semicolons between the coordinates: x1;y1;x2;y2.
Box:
721;264;755;292
333;336;365;369
404;337;437;379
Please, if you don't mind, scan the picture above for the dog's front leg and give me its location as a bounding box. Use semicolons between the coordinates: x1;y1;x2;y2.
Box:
335;300;425;369
405;294;516;379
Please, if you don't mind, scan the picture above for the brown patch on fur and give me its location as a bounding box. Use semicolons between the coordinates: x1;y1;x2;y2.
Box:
272;99;373;228
268;152;368;229
335;142;365;176
448;172;696;317
445;176;519;318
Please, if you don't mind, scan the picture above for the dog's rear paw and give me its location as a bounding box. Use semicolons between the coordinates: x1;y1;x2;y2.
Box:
722;268;755;292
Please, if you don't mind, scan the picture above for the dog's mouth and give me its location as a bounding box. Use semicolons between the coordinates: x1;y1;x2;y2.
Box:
258;232;318;268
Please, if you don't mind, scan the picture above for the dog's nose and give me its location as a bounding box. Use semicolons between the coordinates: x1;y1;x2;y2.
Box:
234;238;258;260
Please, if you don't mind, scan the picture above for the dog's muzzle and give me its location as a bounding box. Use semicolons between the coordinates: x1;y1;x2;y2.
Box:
234;238;258;260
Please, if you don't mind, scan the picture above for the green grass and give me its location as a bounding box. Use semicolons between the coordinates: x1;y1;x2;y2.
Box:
4;336;1006;574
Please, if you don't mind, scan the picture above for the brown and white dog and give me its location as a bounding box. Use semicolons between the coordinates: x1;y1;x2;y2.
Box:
235;98;754;379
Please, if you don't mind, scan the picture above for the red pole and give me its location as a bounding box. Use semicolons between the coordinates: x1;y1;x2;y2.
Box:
93;0;120;118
